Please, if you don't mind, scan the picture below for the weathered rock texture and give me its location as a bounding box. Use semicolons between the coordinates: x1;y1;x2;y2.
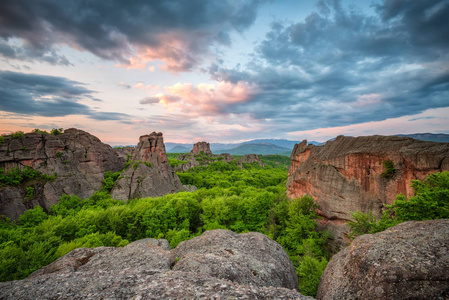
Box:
111;132;183;200
317;219;449;300
239;154;264;167
191;141;212;155
176;143;263;172
0;230;312;300
0;129;123;220
172;229;299;290
287;135;449;250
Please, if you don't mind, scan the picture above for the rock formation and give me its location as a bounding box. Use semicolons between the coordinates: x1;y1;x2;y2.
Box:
239;154;264;167
191;141;212;155
0;129;123;220
176;142;263;172
110;132;183;200
286;135;449;251
317;219;449;299
0;230;313;300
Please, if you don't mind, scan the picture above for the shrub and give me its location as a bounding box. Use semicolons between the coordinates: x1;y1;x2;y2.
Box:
0;136;5;144
33;129;48;134
381;160;395;178
50;128;63;135
18;206;48;227
144;162;152;168
25;187;34;198
11;131;24;139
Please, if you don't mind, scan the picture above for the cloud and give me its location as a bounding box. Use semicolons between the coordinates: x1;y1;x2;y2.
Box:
204;0;449;133
140;96;161;105
0;70;130;120
144;81;254;115
0;0;265;71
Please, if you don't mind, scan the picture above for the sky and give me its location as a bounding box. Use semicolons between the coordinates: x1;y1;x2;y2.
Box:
0;0;448;145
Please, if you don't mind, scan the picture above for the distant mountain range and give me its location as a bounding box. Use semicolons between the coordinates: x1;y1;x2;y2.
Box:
215;143;291;155
165;139;310;156
164;133;449;155
397;133;449;143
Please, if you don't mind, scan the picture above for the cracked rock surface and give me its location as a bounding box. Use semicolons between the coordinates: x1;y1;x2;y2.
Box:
0;230;313;300
317;220;449;300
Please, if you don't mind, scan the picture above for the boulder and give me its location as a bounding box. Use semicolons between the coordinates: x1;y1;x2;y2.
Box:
0;230;313;300
172;229;299;290
286;135;449;251
110;132;183;201
317;219;449;299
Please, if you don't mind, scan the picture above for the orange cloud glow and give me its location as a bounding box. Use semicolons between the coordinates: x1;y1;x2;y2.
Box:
147;81;253;116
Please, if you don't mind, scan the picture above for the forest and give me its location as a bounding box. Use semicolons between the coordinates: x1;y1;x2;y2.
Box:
1;153;448;297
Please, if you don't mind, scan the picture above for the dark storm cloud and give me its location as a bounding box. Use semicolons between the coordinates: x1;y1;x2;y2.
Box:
206;0;449;132
0;0;265;71
0;70;130;120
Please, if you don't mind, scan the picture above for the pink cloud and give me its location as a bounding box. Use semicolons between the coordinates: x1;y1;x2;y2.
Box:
149;81;253;116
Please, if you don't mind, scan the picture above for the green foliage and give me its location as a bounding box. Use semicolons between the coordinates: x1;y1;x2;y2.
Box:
0;157;328;297
25;187;34;198
18;206;48;227
144;162;152;168
259;155;291;169
33;129;48;134
0;136;4;144
168;158;186;168
381;160;395;178
0;167;55;187
11;131;24;139
133;162;138;170
21;146;28;151
349;171;449;238
50;128;63;135
101;171;122;193
56;151;63;158
275;196;328;296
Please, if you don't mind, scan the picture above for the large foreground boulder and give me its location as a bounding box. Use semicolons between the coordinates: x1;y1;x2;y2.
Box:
172;229;299;290
317;220;449;299
0;230;312;300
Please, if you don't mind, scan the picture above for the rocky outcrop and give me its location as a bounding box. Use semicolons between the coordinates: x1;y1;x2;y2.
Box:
287;135;449;251
176;142;263;172
191;141;212;155
0;129;123;220
172;229;299;290
110;132;183;201
0;230;312;300
317;219;449;299
239;154;264;167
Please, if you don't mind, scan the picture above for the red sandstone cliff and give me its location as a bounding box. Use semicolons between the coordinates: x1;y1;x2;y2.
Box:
287;135;449;250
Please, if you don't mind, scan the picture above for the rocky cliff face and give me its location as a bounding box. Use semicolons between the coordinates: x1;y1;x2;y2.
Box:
110;132;183;200
191;141;212;155
317;219;449;299
0;230;313;300
287;135;449;250
0;129;123;220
